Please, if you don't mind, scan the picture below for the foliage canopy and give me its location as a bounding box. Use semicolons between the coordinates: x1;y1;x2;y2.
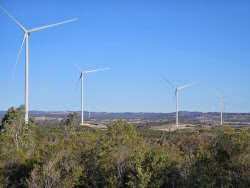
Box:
0;106;249;187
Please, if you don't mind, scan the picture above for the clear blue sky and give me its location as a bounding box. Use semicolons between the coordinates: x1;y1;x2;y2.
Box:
0;0;250;113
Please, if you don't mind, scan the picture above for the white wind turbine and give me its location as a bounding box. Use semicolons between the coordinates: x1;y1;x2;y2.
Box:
1;7;77;123
163;76;195;128
216;91;227;125
73;61;110;124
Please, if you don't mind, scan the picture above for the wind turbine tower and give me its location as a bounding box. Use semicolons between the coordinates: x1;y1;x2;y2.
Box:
163;76;195;128
73;61;109;124
1;7;77;123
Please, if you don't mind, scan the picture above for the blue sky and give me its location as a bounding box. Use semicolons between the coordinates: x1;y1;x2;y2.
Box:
0;0;250;113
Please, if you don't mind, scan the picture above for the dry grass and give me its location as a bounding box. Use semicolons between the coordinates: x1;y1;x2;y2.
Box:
151;123;199;132
80;123;107;129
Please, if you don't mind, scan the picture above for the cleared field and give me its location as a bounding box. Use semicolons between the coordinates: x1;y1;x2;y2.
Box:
150;123;210;131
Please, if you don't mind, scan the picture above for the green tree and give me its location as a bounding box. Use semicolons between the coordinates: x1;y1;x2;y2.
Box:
61;112;80;134
0;105;35;187
1;105;35;149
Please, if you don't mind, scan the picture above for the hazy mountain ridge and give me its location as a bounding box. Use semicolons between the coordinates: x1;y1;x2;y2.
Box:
1;110;250;127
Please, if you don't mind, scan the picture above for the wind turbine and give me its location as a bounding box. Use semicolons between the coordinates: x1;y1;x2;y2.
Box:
73;61;110;124
163;76;195;129
216;91;227;125
1;7;77;124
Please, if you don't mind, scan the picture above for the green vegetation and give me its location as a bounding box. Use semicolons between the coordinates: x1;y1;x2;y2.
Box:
0;106;249;187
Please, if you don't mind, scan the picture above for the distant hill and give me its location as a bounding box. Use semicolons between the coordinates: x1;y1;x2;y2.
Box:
1;110;250;127
0;110;249;119
0;111;6;114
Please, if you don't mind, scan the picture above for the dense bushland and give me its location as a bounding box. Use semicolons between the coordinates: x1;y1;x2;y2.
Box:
0;106;249;187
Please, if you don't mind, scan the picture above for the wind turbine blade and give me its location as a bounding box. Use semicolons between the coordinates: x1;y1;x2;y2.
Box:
76;74;82;88
28;18;78;33
178;83;195;90
72;60;83;72
12;33;26;80
173;89;177;104
0;7;26;32
83;68;110;73
216;91;221;98
162;75;176;89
